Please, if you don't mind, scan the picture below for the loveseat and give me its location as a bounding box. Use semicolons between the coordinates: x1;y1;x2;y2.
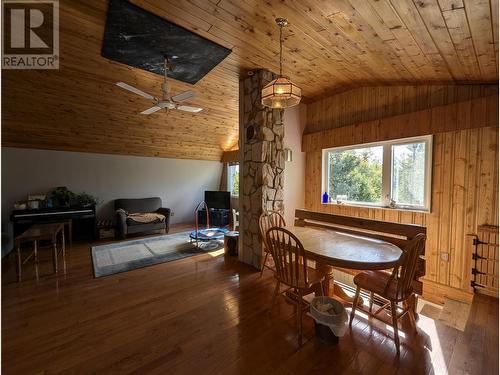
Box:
115;197;171;239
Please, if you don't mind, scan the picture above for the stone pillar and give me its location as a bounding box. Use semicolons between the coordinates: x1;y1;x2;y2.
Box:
239;70;285;269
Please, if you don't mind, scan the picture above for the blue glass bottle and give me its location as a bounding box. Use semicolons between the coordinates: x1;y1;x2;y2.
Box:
322;192;329;204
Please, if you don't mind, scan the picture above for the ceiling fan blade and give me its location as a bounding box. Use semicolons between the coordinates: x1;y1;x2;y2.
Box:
171;90;197;102
116;82;155;100
177;105;203;113
141;106;162;115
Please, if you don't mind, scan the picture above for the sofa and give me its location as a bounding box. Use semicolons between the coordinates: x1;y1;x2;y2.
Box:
115;197;171;239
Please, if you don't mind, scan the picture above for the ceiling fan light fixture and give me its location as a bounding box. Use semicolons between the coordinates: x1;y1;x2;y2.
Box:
261;18;302;109
115;57;202;115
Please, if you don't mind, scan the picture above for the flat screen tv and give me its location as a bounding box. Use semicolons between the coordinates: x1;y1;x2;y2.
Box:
205;191;230;210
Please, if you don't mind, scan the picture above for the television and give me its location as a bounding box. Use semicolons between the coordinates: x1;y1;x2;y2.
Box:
205;191;230;210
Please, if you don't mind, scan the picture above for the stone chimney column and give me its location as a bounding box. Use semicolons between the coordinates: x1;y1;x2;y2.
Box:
238;70;285;269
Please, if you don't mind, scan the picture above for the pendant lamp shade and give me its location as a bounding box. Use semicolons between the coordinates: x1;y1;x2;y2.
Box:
261;18;301;109
261;77;302;109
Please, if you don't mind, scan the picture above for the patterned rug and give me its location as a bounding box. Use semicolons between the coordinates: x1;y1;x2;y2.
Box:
91;231;223;277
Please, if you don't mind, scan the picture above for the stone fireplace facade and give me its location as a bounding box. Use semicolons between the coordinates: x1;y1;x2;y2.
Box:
239;69;285;269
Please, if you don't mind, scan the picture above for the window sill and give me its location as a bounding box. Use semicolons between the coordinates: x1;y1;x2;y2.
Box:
321;202;430;214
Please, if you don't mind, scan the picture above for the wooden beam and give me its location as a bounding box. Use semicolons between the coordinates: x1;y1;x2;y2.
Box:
220;150;239;163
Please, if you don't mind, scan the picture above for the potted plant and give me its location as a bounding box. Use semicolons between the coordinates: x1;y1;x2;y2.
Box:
74;193;97;207
50;187;75;207
50;187;97;208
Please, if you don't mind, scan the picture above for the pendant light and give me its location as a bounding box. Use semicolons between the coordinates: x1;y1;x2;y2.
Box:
261;18;302;109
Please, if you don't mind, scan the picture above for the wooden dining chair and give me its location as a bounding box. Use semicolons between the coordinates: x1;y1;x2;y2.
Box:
266;227;325;346
258;210;286;277
349;233;426;355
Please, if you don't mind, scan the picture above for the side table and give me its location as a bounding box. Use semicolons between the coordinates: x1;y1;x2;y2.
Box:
224;231;239;256
15;223;65;282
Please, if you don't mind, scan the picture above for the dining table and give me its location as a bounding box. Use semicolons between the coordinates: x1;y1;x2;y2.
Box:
287;225;403;301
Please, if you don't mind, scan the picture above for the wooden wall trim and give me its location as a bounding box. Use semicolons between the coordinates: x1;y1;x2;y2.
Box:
422;279;474;305
302;94;499;152
221;150;239;163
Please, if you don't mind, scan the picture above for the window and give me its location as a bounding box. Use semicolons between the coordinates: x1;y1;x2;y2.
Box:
328;145;383;205
323;135;432;211
391;142;426;207
228;164;239;197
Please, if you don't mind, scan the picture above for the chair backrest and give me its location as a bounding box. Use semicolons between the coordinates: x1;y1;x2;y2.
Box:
266;227;309;288
115;197;162;213
259;210;286;250
392;233;427;299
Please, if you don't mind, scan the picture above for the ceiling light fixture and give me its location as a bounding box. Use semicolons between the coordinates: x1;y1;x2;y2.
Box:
261;18;302;109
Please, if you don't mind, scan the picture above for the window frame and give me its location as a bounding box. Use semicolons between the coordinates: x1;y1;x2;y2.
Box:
322;135;433;212
227;163;239;198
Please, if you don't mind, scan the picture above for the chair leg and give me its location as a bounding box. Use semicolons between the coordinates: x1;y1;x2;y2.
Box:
16;245;22;282
62;231;66;258
52;240;58;274
317;281;324;296
260;252;269;277
350;286;361;326
390;301;401;355
404;300;418;335
297;289;303;346
270;280;280;311
369;291;374;313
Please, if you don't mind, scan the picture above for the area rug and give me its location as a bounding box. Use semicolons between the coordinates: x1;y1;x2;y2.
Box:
91;231;223;278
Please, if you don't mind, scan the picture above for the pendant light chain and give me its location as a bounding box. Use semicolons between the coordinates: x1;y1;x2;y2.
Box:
279;24;283;77
260;17;302;109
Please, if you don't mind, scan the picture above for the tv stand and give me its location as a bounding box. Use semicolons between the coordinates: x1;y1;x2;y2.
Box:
197;208;230;228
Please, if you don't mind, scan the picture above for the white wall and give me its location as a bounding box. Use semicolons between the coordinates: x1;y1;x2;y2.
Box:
1;148;222;248
283;103;307;226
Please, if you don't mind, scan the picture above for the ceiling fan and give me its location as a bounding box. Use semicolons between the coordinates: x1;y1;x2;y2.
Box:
116;58;202;115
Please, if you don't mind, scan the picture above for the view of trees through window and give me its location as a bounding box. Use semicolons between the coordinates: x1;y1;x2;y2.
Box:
392;142;426;206
229;164;239;196
328;146;383;203
326;140;428;208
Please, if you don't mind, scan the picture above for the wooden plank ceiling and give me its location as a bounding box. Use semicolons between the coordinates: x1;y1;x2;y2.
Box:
2;0;498;160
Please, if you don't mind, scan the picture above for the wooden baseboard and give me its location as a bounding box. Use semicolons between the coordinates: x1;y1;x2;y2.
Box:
422;279;474;305
476;288;499;299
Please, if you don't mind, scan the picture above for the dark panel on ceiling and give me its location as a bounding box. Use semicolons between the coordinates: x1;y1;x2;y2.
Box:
101;0;231;85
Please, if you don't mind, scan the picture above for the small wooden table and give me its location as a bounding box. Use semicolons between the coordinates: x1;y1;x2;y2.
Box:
287;226;403;299
15;223;66;281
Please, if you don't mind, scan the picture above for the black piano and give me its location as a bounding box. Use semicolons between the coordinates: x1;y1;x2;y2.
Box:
11;206;98;240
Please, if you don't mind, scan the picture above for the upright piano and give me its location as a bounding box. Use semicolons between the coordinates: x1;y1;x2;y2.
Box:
11;206;98;240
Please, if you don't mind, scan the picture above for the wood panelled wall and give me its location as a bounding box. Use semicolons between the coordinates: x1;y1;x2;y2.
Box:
303;94;498;152
306;85;498;133
304;85;499;303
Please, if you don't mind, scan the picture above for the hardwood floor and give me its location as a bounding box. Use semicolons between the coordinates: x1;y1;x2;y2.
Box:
2;226;498;374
